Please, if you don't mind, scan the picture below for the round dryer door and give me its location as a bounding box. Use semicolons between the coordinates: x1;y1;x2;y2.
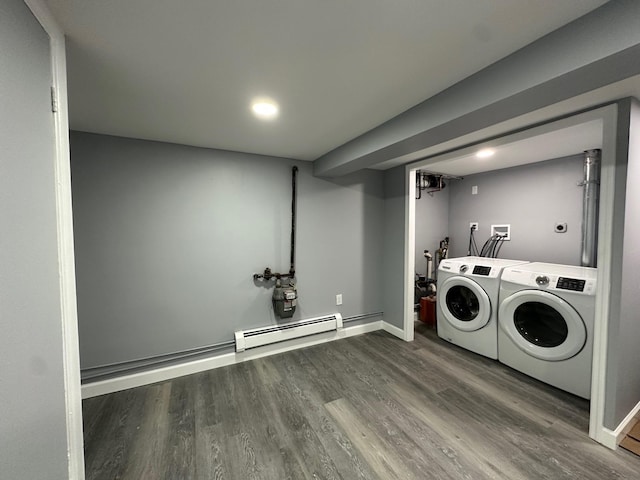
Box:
440;276;491;332
499;290;586;361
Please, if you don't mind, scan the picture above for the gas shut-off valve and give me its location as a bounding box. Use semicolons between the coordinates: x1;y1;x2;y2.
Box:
272;280;297;319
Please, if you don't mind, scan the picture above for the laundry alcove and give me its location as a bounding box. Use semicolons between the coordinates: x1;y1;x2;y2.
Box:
402;100;640;449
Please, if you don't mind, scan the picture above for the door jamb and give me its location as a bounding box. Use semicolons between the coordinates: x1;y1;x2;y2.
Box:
23;1;85;477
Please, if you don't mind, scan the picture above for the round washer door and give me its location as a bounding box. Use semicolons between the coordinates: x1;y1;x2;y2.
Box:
499;290;586;361
440;276;491;332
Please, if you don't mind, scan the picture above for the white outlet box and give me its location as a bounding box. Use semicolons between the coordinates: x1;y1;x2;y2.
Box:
470;222;479;231
472;185;478;195
491;224;511;240
336;294;343;305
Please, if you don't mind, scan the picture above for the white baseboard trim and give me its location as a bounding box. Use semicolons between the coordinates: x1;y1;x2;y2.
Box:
597;400;640;450
382;321;406;340
598;428;619;450
82;320;383;399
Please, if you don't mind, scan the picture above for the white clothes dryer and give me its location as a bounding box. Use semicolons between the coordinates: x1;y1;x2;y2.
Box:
437;257;529;359
498;262;597;399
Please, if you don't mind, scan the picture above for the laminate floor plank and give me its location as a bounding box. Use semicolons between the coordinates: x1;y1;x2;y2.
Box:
268;380;344;480
416;348;568;432
409;325;591;431
83;387;148;480
83;327;640;479
348;332;466;395
251;356;283;387
275;348;345;404
328;336;542;480
165;376;197;479
218;361;300;479
317;341;478;479
194;424;227;480
412;329;639;479
194;370;226;428
383;378;527;480
120;383;172;479
325;397;421;480
268;351;380;480
234;355;329;479
435;386;571;479
81;394;110;447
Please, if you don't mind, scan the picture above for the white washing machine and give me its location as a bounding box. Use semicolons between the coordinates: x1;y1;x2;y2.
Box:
498;262;597;399
437;257;529;359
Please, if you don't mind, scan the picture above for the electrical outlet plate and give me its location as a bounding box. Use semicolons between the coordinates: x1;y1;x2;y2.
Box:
470;222;479;231
336;294;343;305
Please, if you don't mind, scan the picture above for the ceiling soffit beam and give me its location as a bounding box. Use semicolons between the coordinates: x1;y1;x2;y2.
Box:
313;0;640;178
318;45;640;177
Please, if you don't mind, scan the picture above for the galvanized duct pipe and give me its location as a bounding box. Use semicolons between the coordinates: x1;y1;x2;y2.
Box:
581;149;601;267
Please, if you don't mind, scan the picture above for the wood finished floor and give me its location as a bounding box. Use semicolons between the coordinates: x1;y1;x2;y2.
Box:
83;324;640;479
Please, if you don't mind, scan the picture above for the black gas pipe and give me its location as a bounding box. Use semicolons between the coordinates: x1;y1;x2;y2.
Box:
253;166;298;281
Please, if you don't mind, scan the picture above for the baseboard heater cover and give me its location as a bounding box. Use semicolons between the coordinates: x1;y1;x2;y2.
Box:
235;313;343;352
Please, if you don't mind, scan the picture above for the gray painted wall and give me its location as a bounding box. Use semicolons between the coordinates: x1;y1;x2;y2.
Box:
0;0;70;478
447;156;584;264
383;166;407;329
70;132;384;369
414;185;449;275
604;99;640;429
315;0;640;176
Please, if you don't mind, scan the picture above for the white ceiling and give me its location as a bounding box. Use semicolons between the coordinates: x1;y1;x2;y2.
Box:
45;0;609;161
417;119;603;177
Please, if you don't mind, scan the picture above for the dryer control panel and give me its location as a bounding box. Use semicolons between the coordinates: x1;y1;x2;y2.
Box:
501;268;596;295
557;277;586;292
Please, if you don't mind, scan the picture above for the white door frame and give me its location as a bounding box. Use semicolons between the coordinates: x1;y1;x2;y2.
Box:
403;104;619;448
23;1;85;477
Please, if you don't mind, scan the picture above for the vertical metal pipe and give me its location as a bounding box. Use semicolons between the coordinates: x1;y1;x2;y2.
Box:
290;166;298;276
581;149;601;267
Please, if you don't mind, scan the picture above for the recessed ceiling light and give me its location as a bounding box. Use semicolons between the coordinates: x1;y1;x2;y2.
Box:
476;148;495;159
251;99;279;120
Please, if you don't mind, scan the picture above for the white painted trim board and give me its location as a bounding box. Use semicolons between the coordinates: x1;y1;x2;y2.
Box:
23;1;85;478
597;400;640;450
589;104;619;448
383;320;406;340
403;168;416;342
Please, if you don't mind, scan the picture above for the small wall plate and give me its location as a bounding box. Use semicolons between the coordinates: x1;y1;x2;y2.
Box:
491;224;511;241
555;222;568;233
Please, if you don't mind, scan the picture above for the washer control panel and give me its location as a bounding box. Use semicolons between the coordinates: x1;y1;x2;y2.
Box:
473;265;492;276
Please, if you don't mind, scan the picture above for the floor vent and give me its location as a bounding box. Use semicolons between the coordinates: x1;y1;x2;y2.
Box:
235;314;343;352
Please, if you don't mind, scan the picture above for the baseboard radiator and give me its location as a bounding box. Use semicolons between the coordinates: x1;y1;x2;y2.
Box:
235;313;343;352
